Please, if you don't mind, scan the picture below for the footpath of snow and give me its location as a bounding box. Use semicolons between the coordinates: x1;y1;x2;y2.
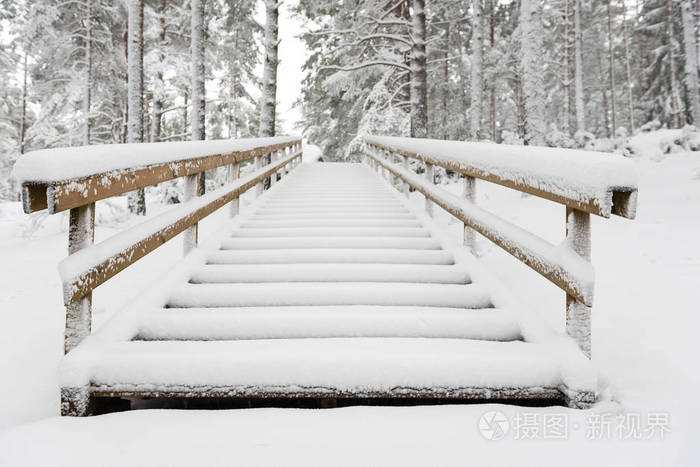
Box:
12;136;299;183
1;141;699;465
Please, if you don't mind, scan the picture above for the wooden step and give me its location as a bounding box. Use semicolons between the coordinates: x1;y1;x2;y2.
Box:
206;249;454;265
134;307;520;341
190;264;469;284
166;283;493;308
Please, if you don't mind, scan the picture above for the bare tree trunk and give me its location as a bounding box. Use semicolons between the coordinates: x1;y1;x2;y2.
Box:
597;49;611;137
668;0;682;127
20;52;28;155
489;0;496;141
682;0;700;125
607;0;617;136
564;0;575;134
83;0;93;146
470;0;483;140
127;0;146;215
183;88;189;140
410;0;428;138
574;0;586;132
260;0;279;137
622;0;635;130
191;0;206;194
152;0;167;142
442;24;449;139
519;0;546;145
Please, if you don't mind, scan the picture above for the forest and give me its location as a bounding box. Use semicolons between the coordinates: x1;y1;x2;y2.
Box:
0;0;698;202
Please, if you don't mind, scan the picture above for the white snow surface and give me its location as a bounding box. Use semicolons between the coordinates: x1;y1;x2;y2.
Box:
12;136;299;183
367;135;638;214
1;134;699;465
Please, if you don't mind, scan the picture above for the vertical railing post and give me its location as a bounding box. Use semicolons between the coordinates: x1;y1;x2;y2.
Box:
565;207;592;358
463;175;476;253
183;173;199;254
270;150;278;187
255;153;263;196
425;163;434;216
402;155;409;196
65;202;95;354
229;162;240;217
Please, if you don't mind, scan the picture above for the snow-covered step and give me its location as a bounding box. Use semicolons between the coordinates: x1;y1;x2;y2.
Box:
134;307;519;341
229;227;431;238
206;249;454;265
255;207;412;215
219;236;442;250
263;201;405;207
250;212;416;220
240;219;422;228
190;264;469;284
166;283;492;308
83;338;593;396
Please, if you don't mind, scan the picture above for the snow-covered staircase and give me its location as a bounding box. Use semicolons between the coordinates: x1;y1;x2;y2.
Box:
59;163;597;414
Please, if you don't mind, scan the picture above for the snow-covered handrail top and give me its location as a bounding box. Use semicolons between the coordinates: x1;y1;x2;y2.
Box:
13;136;298;184
14;136;300;214
365;136;638;219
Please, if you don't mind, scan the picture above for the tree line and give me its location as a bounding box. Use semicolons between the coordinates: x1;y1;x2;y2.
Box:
0;0;280;208
296;0;700;159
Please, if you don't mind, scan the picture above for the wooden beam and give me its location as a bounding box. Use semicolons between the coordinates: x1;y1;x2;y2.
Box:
64;154;301;303
22;140;300;214
366;150;593;306
366;140;637;219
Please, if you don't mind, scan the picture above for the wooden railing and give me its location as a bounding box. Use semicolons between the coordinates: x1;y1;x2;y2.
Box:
364;135;638;357
17;137;302;353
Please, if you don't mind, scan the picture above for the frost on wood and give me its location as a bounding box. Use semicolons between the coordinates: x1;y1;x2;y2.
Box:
366;136;637;219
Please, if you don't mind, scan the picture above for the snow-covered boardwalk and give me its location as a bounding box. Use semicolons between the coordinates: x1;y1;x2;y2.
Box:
13;136;639;416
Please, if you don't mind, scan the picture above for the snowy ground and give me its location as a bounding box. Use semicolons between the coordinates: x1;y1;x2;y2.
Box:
0;140;698;465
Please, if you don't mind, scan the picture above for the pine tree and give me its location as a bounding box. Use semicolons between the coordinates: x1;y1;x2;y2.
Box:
519;0;546;145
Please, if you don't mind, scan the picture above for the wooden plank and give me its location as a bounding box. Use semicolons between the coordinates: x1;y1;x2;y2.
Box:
366;140;637;219
366;150;593;306
65;203;95;353
64;153;301;303
23;140;300;214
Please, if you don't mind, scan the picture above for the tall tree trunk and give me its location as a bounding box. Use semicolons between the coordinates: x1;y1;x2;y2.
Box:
682;0;700;125
489;0;497;141
152;0;167;142
260;0;279;137
442;24;449;139
607;0;617;136
668;0;682;127
410;0;428;138
565;0;575;134
127;0;146;215
191;0;206;194
20;52;28;155
519;0;546;145
83;0;92;146
574;0;586;132
470;0;483;140
183;88;189;140
622;0;635;131
597;49;611;137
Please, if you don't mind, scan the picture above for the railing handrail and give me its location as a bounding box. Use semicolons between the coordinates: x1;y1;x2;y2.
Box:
16;137;303;353
14;136;299;214
365;136;638;219
364;135;639;358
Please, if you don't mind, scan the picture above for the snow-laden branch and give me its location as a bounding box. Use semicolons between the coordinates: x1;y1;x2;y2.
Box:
319;61;411;73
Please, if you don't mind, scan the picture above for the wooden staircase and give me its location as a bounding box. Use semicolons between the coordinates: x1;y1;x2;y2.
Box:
14;136;637;416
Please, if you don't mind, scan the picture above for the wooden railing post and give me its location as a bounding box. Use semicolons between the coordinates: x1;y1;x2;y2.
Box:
65;203;95;353
425;163;434;216
229;163;240;217
565;207;592;358
183;173;199;254
255;154;263;196
402;155;409;196
463;175;476;252
270;150;278;186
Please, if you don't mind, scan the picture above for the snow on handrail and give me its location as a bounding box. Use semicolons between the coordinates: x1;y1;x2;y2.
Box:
14;136;299;213
365;148;595;307
365;136;638;219
60;149;302;305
